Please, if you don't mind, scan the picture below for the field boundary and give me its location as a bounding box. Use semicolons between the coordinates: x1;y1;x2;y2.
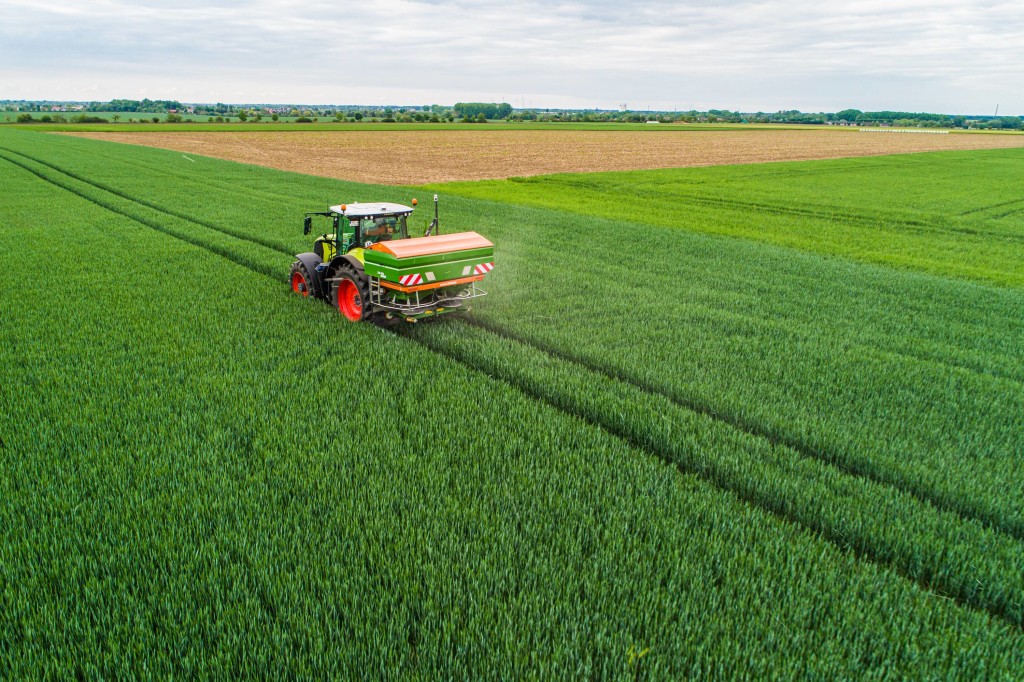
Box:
57;127;1024;185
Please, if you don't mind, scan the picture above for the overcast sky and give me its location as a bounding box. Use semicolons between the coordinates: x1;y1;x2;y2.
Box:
1;1;1022;114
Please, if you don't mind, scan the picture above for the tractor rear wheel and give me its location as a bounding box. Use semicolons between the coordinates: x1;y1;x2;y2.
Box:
290;261;313;298
333;267;371;322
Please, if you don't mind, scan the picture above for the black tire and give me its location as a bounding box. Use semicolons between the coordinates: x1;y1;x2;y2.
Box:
290;260;314;298
291;253;324;299
332;263;371;321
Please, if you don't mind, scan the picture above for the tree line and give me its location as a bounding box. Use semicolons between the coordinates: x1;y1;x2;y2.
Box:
5;99;1021;129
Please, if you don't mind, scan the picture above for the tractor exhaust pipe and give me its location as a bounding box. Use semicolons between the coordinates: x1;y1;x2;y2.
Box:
425;194;440;237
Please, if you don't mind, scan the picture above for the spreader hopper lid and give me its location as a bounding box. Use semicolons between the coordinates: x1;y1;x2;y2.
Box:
371;232;493;258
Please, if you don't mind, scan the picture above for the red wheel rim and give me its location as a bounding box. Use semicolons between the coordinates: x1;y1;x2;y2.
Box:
337;279;362;321
291;271;309;297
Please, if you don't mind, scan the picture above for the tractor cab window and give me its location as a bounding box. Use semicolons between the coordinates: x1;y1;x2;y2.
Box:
360;215;408;242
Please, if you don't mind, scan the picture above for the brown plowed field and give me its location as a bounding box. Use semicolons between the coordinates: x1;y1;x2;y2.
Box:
65;129;1024;184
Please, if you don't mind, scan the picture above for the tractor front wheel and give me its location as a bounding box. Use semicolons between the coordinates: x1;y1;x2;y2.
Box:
290;261;313;297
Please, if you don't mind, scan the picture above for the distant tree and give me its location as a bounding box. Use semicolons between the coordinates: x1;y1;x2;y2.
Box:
152;117;159;123
166;113;183;123
16;113;34;123
271;113;279;121
353;112;363;121
112;114;121;123
237;110;248;122
454;102;513;119
476;112;487;122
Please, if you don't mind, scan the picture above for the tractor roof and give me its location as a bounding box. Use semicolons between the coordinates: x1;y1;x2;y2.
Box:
330;202;414;218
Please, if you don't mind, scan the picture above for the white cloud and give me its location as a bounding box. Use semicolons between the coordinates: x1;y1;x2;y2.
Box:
0;0;1021;113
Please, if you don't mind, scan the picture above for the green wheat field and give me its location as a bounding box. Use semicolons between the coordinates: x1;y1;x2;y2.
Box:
1;128;1022;678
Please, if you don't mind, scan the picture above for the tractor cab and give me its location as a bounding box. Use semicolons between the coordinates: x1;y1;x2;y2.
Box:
335;203;414;246
305;202;416;262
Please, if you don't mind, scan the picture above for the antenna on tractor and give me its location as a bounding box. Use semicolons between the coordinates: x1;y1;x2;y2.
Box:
425;194;440;237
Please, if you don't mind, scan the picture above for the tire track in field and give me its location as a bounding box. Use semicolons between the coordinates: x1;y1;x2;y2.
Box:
3;150;1020;630
993;206;1024;219
0;147;295;257
685;300;1024;386
0;150;284;279
590;248;1024;386
959;197;1024;216
83;146;309;205
10;143;1022;538
565;176;1024;242
658;192;1024;244
400;323;1024;631
460;316;1024;543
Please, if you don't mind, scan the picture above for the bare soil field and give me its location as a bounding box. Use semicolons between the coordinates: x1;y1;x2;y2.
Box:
64;129;1024;184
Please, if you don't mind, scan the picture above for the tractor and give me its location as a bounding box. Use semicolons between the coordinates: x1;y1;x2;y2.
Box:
290;195;494;323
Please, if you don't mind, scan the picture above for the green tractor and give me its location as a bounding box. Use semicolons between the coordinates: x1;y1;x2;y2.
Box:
290;195;495;323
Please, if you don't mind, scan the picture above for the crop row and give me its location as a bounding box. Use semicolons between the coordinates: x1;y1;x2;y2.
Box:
408;320;1024;627
4;133;1019;606
3;134;1023;629
4;143;1023;676
34;132;1020;541
22;132;1024;379
461;198;1024;535
7;133;1024;580
14;133;1024;382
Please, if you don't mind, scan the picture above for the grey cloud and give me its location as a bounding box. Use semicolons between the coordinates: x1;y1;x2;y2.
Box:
0;0;1021;112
